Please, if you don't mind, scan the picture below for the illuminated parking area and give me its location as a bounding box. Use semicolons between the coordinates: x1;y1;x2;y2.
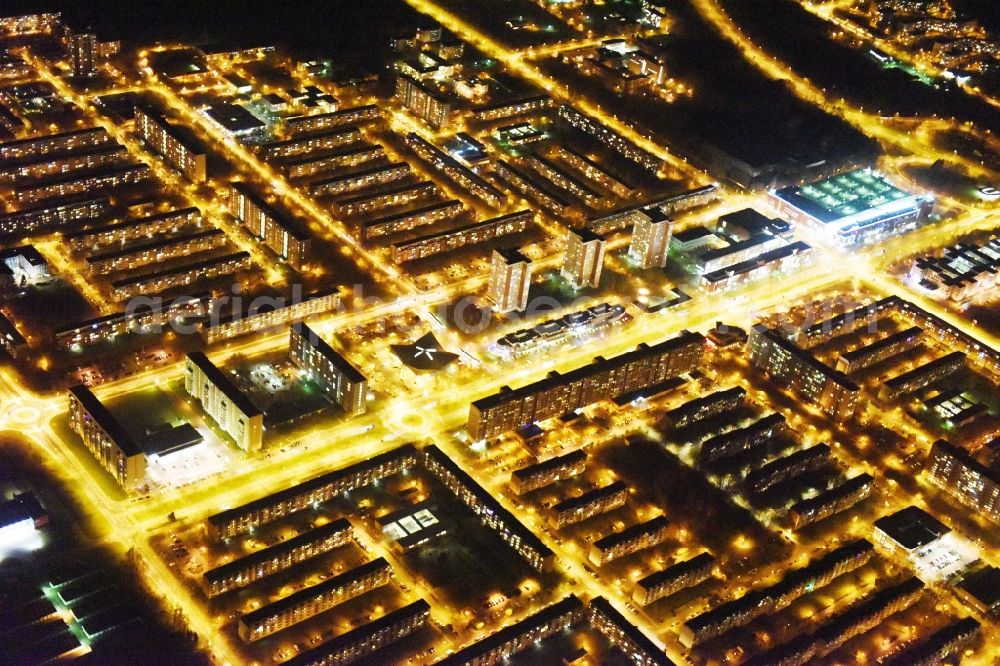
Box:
144;433;235;491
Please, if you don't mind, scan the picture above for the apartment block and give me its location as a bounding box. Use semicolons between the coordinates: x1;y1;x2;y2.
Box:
510;449;587;495
289;322;368;416
228;182;311;270
238;558;392;642
550;481;628;529
589;515;670;566
633;553;715;606
468;330;704;440
184;351;263;453
202;518;353;597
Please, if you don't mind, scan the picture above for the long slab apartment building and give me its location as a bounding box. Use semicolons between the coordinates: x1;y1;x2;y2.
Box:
748;324;860;420
207;445;419;540
289;322;367;416
184;351;263;453
228;182;311;270
468;330;705;440
133;103;207;182
202;518;353;597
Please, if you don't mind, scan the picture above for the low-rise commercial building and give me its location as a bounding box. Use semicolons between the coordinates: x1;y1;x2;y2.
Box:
550;481;628;528
589;515;670;566
202;518;353;597
184;351;263;453
468;330;705;440
289;322;367;416
391;210;533;263
633;553;714;606
924;439;1000;524
695;234;787;274
769;169;933;248
238;558;392;642
422;445;554;572
510;449;587;495
909;238;1000;302
748;324;860;420
716;208;792;243
789;473;874;530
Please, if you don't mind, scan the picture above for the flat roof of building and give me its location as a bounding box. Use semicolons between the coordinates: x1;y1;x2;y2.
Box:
883;351;965;390
840;326;922;363
204;103;266;133
873;506;950;551
140;422;204;457
958;567;1000;610
774;169;929;229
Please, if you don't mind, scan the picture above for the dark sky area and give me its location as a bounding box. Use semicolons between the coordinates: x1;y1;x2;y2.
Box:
5;0;425;61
